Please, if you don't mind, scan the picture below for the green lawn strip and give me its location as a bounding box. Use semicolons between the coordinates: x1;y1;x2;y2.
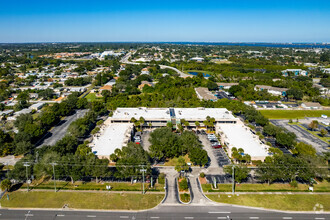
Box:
21;181;165;192
296;124;330;143
259;110;330;119
1;191;164;210
206;194;330;211
85;93;102;102
179;193;191;203
164;155;191;166
202;182;330;192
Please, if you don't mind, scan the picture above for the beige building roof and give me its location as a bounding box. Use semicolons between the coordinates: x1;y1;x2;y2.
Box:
255;85;288;92
195;87;217;101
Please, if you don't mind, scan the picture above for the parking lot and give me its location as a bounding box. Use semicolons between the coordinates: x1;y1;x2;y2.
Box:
198;133;230;168
270;119;329;154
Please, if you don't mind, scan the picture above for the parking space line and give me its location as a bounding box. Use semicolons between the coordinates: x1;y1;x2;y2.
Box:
184;217;194;219
283;217;293;219
150;217;160;219
87;215;96;218
120;216;129;219
249;217;259;219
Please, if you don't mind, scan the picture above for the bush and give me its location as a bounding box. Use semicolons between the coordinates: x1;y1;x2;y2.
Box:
179;178;189;191
91;127;100;135
289;119;293;123
200;172;205;178
96;120;104;126
290;180;298;188
158;173;165;184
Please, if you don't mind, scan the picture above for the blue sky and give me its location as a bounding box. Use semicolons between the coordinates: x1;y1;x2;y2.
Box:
1;0;330;43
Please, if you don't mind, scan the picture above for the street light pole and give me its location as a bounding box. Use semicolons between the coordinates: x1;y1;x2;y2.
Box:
23;162;30;192
51;162;57;192
232;165;235;194
140;168;147;194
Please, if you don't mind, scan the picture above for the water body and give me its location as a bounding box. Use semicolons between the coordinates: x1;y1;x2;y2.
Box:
160;42;330;48
188;72;211;77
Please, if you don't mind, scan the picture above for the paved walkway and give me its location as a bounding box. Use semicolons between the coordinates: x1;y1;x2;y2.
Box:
205;191;330;195
188;176;218;206
161;170;180;205
18;189;164;194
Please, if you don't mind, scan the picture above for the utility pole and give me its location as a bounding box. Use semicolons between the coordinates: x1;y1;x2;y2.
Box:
6;162;9;178
50;162;57;192
23;162;30;192
140;168;147;194
232;165;235;194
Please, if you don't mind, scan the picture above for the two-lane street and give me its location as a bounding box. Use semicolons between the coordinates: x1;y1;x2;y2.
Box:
0;205;329;220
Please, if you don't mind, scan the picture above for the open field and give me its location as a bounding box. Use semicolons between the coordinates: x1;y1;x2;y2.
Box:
259;110;330;119
22;181;165;192
202;181;330;192
0;191;164;210
207;194;330;211
85;92;102;102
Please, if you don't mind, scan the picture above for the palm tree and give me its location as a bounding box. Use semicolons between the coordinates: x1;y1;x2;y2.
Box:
139;117;145;131
130;117;137;123
195;121;200;132
184;121;189;130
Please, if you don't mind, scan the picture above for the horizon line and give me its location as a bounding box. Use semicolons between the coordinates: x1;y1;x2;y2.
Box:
0;41;330;45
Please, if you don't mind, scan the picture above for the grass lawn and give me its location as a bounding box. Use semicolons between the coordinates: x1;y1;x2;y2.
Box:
202;182;330;192
207;194;330;211
0;191;164;210
259;110;330;119
164;155;191;166
179;193;191;203
85;93;102;102
22;181;165;192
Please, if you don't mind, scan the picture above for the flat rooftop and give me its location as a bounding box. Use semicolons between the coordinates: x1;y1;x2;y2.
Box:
174;108;235;120
112;107;236;121
91;123;133;157
218;123;270;157
112;108;170;120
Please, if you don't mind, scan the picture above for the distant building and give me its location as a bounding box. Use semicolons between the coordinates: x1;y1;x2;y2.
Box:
282;69;308;77
254;85;288;96
195;87;217;101
322;68;330;74
301;102;323;110
99;85;112;92
190;57;204;62
29;102;45;111
138;81;154;90
141;68;150;75
217;83;239;90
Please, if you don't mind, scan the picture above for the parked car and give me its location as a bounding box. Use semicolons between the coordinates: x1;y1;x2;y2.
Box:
211;142;222;148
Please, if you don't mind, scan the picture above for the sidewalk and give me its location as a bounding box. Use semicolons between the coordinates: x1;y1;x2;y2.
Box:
18;189;165;194
205;191;330;195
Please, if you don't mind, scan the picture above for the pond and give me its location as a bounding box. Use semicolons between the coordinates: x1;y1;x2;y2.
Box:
187;72;211;77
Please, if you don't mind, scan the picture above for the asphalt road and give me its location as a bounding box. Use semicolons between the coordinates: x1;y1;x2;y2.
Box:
37;109;88;147
0;205;329;220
